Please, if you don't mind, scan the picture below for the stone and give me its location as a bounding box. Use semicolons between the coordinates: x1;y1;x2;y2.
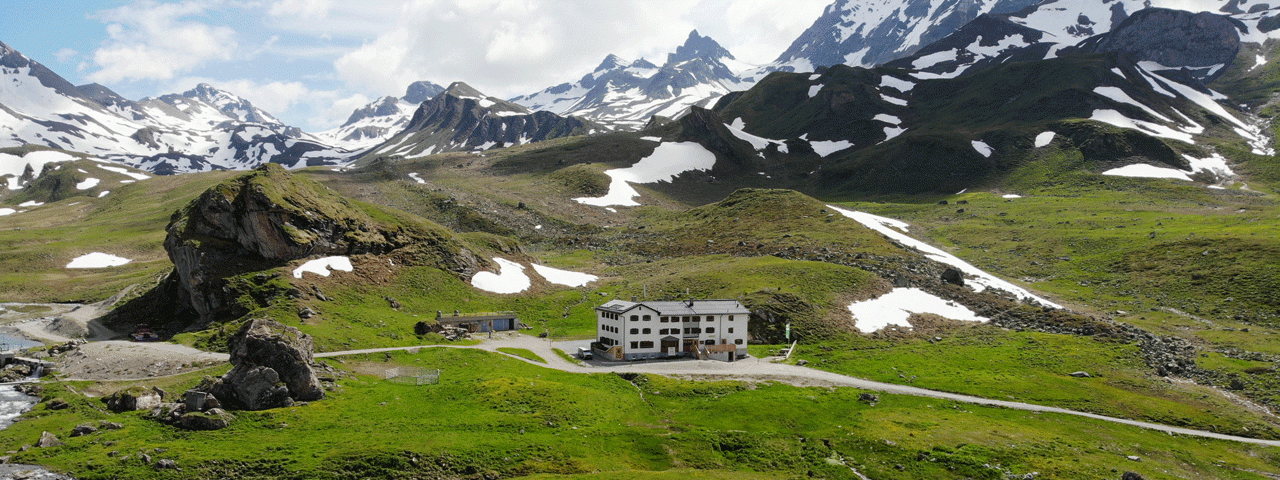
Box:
1126;455;1141;462
98;421;124;430
941;268;965;286
37;431;63;448
155;459;177;469
1068;371;1091;378
859;393;879;404
183;390;220;412
44;399;69;410
69;424;97;437
178;408;235;431
104;387;164;412
227;318;324;401
213;365;294;411
1122;472;1146;480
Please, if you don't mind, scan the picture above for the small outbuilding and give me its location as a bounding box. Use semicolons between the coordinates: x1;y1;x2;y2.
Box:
431;310;522;333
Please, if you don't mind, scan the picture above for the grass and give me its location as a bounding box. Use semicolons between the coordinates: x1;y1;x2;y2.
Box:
5;348;1278;479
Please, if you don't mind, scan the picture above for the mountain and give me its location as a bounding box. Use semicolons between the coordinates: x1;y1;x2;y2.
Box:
773;0;1043;71
0;41;352;176
317;80;446;150
363;82;602;159
775;0;1276;71
510;30;759;130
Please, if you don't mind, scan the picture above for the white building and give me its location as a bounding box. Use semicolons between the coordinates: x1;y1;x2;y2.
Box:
594;299;749;361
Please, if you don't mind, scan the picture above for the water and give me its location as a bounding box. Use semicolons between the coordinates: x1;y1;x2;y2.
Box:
0;333;42;351
0;385;36;429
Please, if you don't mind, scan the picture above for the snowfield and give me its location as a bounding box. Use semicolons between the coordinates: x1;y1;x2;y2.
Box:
848;288;988;332
531;264;598;288
828;205;1062;310
293;256;354;278
66;253;132;269
471;258;532;294
575;142;717;207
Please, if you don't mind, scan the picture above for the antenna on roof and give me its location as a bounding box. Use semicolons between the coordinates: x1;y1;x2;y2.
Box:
643;283;647;299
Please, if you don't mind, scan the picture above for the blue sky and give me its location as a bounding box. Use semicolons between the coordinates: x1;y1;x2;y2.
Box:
1;0;832;132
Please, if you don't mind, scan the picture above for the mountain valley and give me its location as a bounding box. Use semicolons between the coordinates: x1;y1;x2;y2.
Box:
1;1;1280;479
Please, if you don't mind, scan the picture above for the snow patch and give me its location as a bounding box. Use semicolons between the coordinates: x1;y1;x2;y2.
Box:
971;141;993;158
827;205;1062;309
76;178;100;190
96;165;150;180
531;264;598;287
641;136;662;142
848;288;987;332
1102;164;1192;181
882;126;906;143
0;209;14;216
879;75;915;93
1089;110;1194;143
811;140;854;157
1034;131;1056;148
66;252;131;269
575;142;716;207
408;173;427;184
880;94;908;106
873;114;901;125
1002;194;1022;199
292;256;353;279
98;191;110;198
18;201;42;207
808;84;823;98
471;258;531;294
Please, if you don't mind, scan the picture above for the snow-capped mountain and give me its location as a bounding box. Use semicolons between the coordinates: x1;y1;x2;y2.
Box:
366;82;602;158
0;40;350;176
774;0;1043;71
317;81;445;150
775;0;1278;71
510;30;760;130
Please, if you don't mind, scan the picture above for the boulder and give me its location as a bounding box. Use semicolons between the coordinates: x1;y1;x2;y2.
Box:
37;431;62;448
183;390;221;412
1069;371;1092;378
105;387;165;412
69;424;97;437
941;268;965;286
213;365;294;410
178;408;235;431
1122;472;1146;480
207;318;323;410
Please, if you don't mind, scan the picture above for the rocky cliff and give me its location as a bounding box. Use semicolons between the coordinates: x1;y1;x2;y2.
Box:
162;163;481;324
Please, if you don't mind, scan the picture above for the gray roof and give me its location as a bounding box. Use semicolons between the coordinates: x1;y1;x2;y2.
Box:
597;299;748;316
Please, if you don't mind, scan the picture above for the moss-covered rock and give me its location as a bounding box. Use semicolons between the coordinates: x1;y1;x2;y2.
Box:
162;163;483;324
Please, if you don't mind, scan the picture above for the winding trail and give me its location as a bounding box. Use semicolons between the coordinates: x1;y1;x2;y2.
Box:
316;333;1280;448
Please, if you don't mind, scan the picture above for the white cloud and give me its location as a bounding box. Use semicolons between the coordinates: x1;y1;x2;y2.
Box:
86;0;240;83
53;48;79;63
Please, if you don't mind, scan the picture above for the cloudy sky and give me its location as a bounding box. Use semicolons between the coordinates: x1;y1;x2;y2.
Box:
5;0;832;131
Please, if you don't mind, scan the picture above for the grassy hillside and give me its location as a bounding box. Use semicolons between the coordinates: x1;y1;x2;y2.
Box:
7;348;1278;480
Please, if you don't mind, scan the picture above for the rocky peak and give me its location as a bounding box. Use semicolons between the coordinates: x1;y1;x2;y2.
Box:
403;80;445;104
180;83;282;126
442;81;486;99
596;54;630;72
342;96;405;126
668;30;735;65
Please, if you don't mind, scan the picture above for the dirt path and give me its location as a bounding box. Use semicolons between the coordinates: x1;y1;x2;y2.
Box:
319;333;1280;448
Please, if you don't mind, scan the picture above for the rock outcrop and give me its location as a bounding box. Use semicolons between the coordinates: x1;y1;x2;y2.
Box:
161;163;482;324
1081;8;1244;82
206;318;324;410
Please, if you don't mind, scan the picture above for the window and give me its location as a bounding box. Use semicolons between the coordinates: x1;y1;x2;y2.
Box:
643;315;651;321
682;316;689;322
642;328;651;334
692;327;702;334
693;316;701;322
706;327;715;333
639;341;653;348
704;340;715;345
630;315;639;322
630;341;638;349
734;339;743;345
728;315;734;321
661;316;669;323
728;328;734;334
630;328;639;334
